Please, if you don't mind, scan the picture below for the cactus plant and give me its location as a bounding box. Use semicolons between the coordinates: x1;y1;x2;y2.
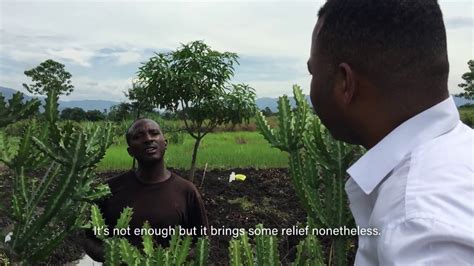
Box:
256;85;362;265
292;234;324;266
90;204;210;266
228;224;279;266
228;224;324;266
0;92;40;128
0;88;113;263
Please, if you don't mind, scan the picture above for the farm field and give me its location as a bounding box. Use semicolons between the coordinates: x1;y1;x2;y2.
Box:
0;120;357;264
0;168;355;265
98;131;289;171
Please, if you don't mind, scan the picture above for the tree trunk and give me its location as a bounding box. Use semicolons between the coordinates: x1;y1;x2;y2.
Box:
188;137;202;181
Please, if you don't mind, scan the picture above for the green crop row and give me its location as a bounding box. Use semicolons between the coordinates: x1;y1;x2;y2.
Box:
98;131;288;171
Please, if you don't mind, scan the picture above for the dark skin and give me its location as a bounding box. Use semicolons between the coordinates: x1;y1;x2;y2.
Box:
308;17;448;149
126;119;170;183
83;119;170;262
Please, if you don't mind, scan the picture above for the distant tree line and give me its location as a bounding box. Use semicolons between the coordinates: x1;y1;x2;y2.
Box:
59;103;181;122
60;108;105;121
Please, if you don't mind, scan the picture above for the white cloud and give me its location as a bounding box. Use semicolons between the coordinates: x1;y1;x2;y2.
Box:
115;51;143;65
0;0;472;100
63;76;134;101
246;76;311;98
46;48;95;67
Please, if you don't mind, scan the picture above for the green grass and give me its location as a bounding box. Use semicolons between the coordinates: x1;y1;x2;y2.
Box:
97;131;288;171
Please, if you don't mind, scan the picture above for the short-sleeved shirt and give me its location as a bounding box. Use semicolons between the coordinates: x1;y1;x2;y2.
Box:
98;170;208;247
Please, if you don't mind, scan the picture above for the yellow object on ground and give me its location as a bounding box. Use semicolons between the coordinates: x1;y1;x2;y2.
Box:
235;174;246;181
229;172;247;182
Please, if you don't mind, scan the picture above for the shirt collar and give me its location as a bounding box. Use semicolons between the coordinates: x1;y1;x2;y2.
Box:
346;96;460;194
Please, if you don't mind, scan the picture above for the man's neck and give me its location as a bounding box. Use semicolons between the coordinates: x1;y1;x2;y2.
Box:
135;160;171;183
362;95;450;149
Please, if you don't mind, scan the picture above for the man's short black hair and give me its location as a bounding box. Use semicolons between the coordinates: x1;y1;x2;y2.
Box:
317;0;449;98
125;118;162;146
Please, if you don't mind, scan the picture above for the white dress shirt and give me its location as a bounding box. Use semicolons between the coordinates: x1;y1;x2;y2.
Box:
346;97;474;266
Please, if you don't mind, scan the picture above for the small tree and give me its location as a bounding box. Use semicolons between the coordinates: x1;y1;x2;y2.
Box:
23;59;74;96
107;102;133;122
60;107;87;121
136;41;256;180
85;110;106;121
459;60;474;100
261;107;274;117
127;81;155;119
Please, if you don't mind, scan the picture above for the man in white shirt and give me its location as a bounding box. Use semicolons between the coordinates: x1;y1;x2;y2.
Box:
307;0;473;265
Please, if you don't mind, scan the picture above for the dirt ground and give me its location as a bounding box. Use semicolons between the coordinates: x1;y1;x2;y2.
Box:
0;168;356;265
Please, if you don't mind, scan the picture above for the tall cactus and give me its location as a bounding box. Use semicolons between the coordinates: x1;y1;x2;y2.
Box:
256;85;362;265
228;224;279;266
90;205;210;266
0;89;113;263
228;224;324;266
0;92;40;128
292;234;324;266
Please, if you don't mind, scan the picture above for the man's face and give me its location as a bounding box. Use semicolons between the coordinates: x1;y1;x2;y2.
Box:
127;119;167;163
308;18;356;143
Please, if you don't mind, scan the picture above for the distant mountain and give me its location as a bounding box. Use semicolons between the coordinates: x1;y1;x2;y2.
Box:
453;95;474;107
2;86;473;113
257;95;474;112
59;100;119;112
0;86;119;111
0;86;35;101
256;95;311;112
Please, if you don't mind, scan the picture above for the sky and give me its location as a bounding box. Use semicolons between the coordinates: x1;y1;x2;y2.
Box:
0;0;472;102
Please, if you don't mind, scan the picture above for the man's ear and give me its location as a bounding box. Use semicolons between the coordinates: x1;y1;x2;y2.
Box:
165;139;168;148
336;62;355;105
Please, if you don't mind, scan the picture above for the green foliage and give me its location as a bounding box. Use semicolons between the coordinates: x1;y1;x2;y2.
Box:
228;224;325;266
3;119;35;137
261;107;274;117
167;131;185;145
255;86;309;152
136;40;257;180
459;105;474;127
90;205;210;266
86;110;106;121
228;225;279;266
0;92;40;128
292;234;324;266
60;107;87;121
256;84;362;265
162;122;185;145
127;81;156;119
60;108;105;122
137;40;238;111
458;60;474;100
1;78;114;263
22;59;74;96
107;102;133;122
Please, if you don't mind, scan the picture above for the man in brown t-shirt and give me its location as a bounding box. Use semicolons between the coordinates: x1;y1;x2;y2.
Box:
83;118;208;262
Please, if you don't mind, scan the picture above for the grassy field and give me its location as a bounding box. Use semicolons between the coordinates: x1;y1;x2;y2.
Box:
98;131;288;171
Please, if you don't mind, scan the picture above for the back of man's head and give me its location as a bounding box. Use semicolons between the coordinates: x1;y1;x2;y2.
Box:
317;0;449;101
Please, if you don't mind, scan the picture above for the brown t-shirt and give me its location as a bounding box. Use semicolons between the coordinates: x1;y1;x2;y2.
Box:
98;170;208;247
